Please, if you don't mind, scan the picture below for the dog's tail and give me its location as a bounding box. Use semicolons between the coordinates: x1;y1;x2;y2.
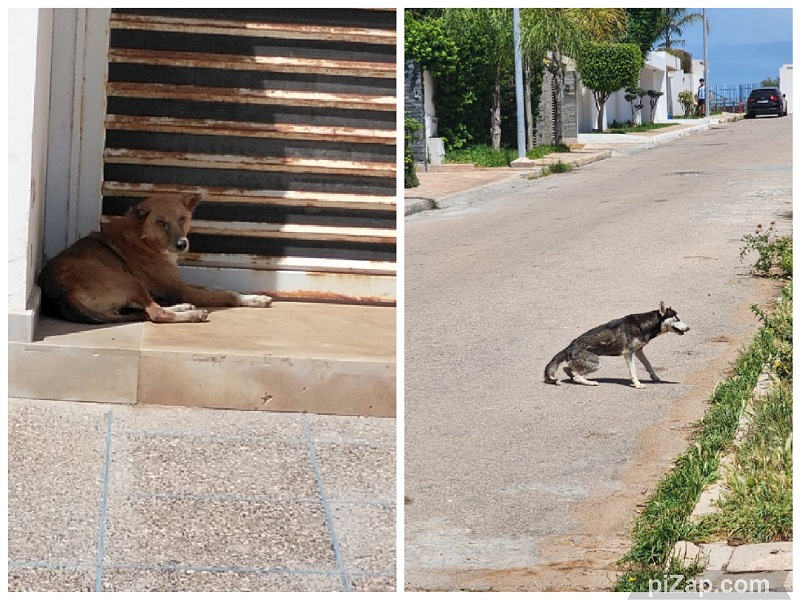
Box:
544;349;567;385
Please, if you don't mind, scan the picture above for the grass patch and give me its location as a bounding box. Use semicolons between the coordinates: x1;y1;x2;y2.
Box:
702;379;792;543
615;325;775;592
604;122;675;134
445;144;569;168
615;230;792;592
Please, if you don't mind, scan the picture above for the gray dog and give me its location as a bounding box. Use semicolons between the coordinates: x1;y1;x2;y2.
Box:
544;302;689;388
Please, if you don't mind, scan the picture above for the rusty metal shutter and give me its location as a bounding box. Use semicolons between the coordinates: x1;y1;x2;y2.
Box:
102;8;396;304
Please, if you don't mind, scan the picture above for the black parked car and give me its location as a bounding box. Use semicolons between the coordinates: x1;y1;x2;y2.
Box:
745;87;788;118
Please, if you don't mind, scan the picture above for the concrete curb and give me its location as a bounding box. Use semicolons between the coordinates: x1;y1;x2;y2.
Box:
404;149;613;217
405;197;437;216
672;541;792;592
405;114;748;218
671;370;792;592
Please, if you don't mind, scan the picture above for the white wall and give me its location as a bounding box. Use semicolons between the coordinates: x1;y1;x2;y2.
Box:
578;51;690;131
8;9;53;341
780;64;793;114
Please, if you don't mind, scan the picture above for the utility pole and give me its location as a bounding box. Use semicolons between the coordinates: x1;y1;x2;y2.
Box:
703;8;709;120
514;8;525;158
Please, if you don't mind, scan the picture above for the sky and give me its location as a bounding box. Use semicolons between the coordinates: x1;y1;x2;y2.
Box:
679;8;793;87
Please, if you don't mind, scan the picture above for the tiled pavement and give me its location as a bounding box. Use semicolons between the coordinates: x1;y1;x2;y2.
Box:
8;397;396;592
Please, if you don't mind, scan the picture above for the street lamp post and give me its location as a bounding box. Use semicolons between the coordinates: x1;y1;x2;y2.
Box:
703;8;709;120
514;8;525;158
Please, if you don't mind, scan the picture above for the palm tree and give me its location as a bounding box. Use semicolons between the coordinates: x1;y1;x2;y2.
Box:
655;8;706;49
522;8;627;145
565;8;627;42
443;8;514;150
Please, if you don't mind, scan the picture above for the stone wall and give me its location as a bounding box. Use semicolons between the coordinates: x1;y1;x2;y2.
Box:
404;60;426;163
536;70;578;145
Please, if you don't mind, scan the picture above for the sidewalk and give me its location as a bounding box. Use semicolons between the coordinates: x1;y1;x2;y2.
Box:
8;397;396;592
405;116;741;216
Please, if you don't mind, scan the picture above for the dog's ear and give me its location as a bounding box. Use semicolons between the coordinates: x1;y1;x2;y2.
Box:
130;203;150;222
659;301;666;316
181;194;203;213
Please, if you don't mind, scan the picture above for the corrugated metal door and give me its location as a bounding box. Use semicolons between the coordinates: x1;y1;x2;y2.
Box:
102;8;396;304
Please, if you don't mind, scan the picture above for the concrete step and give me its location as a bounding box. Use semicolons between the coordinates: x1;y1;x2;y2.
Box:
9;302;396;417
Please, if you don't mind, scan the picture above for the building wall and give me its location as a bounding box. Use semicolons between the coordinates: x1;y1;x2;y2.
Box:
8;8;53;341
780;64;793;114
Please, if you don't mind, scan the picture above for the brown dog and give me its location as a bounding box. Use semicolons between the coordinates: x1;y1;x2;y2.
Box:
38;194;271;323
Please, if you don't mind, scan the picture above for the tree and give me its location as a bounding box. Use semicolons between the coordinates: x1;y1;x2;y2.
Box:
625;87;646;125
442;9;514;150
578;43;644;132
761;76;780;87
655;8;706;49
619;8;662;57
646;89;664;123
565;8;627;42
404;10;483;150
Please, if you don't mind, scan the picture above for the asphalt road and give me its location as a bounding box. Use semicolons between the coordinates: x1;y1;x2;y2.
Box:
404;116;792;591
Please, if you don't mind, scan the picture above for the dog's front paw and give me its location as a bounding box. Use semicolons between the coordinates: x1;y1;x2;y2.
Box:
633;381;646;389
239;293;272;308
165;303;196;313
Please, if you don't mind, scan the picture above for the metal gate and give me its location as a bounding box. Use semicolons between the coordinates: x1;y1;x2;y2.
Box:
102;8;397;304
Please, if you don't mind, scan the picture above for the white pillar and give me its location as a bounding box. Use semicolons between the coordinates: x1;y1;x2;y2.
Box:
8;8;53;342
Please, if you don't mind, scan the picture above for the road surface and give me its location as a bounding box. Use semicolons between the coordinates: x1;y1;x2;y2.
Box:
404;116;791;591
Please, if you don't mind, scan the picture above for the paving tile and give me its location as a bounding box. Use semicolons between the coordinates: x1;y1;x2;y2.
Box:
306;413;396;446
101;567;344;592
349;575;397;592
315;443;396;501
109;433;317;500
109;403;306;440
102;495;337;571
8;399;108;563
7;566;96;592
332;503;396;574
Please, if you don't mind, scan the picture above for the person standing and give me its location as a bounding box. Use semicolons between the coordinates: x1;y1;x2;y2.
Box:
697;78;706;117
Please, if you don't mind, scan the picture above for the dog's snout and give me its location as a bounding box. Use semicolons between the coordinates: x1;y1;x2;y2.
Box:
175;237;189;252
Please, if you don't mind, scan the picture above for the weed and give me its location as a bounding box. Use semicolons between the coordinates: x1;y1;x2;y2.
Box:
542;161;572;176
739;222;792;278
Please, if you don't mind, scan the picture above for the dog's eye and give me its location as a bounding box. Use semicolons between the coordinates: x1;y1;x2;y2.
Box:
155;219;169;232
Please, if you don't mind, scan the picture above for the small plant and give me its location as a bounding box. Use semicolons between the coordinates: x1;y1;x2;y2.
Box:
751;281;793;382
625;86;645;125
404;117;423;189
543;161;572;175
678;90;695;118
739;222;793;278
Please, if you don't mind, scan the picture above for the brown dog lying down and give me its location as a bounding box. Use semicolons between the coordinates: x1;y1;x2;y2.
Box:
38;194;271;323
